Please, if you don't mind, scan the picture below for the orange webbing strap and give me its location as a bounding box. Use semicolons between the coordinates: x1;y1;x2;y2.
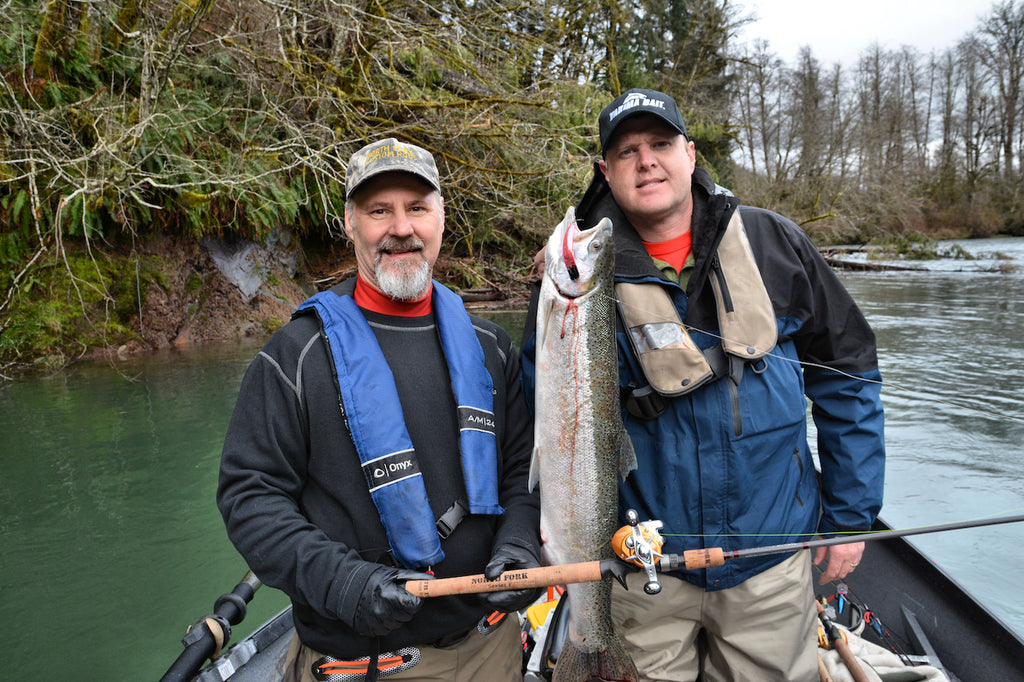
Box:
313;648;420;679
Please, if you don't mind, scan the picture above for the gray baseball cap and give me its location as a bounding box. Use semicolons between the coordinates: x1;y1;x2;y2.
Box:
345;138;441;199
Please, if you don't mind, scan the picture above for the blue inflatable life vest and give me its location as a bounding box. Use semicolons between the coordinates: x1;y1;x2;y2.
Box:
297;283;502;569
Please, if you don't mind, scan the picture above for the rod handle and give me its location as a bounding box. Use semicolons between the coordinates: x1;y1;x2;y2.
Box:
680;547;726;569
405;560;605;598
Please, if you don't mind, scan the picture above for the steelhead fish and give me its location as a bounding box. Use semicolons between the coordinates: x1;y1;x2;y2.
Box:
529;206;638;682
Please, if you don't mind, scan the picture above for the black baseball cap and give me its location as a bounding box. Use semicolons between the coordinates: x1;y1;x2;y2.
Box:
598;89;688;154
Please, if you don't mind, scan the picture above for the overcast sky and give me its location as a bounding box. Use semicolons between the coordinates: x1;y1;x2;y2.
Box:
735;0;991;67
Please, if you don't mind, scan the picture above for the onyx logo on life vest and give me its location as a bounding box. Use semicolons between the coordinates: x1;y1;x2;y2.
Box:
459;406;496;434
362;449;422;493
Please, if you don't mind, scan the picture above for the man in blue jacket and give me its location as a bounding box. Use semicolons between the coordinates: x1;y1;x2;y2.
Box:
522;89;885;681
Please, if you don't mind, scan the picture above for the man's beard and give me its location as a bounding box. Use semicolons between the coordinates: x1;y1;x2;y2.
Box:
375;236;431;300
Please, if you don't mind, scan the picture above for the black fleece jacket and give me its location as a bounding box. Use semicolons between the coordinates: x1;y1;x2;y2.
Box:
217;279;539;658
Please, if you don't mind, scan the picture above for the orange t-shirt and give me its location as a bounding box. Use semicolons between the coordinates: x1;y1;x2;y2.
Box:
642;230;693;275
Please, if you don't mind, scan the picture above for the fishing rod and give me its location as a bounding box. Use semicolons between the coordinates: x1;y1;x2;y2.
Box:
666;512;1024;569
404;510;1024;598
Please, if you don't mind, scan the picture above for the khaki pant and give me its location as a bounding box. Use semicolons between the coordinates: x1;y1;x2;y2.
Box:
283;612;522;682
610;550;819;682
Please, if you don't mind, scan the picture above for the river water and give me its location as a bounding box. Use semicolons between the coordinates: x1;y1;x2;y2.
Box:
1;237;1022;680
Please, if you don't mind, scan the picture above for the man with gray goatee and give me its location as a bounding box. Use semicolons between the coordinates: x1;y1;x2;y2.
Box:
219;138;541;682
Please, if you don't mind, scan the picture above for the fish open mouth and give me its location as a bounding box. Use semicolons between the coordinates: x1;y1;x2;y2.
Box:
562;220;580;281
555;272;598;299
556;285;585;299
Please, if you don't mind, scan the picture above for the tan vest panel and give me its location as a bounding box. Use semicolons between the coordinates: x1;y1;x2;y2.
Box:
616;213;778;397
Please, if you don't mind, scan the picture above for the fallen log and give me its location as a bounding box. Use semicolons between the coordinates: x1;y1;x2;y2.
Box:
823;256;921;272
457;288;503;302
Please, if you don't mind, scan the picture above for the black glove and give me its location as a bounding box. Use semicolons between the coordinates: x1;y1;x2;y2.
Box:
481;542;544;613
351;567;434;636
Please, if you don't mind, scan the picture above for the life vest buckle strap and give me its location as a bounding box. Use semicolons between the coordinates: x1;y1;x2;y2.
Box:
622;382;668;420
436;498;468;540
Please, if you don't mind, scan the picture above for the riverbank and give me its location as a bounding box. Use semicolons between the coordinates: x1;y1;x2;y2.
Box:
0;230;534;380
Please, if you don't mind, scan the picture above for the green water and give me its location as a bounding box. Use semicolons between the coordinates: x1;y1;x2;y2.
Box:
0;340;289;681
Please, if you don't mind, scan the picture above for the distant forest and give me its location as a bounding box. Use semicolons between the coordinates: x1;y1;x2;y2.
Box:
730;2;1024;243
2;0;1023;361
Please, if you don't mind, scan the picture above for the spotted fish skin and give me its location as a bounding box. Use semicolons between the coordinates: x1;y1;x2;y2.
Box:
530;206;638;682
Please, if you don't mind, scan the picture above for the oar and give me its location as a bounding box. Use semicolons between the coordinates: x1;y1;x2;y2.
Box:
404;513;1024;597
159;571;261;682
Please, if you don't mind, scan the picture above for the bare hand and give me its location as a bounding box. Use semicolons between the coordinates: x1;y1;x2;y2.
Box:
533;248;545;277
813;540;864;585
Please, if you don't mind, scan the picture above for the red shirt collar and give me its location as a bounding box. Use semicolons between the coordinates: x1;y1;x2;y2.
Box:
643;230;692;273
353;276;433;317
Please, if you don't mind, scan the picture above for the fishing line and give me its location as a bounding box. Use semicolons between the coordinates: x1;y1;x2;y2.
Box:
602;291;1024;426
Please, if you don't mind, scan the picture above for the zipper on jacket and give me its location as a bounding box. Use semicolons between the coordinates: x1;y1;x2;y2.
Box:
792;447;805;507
728;379;742;436
711;256;735;314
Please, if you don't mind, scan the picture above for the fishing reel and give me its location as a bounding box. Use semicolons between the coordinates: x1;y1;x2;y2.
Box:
611;509;665;594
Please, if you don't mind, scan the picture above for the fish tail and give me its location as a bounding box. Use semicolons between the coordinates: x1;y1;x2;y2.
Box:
552;636;639;682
